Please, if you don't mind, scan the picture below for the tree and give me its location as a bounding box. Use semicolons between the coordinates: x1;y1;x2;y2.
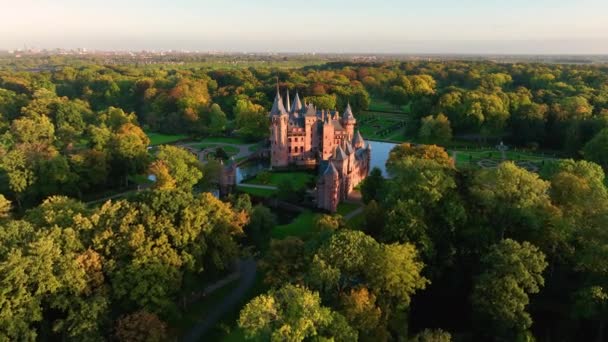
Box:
207;103;228;135
418;113;452;145
472;239;547;339
360;167;385;204
238;284;355;342
114;310;168;342
0;195;11;218
0;149;35;208
245;205;276;250
260;237;308;287
107;123;150;184
470;162;553;240
148;160;176;190
411;329;452;342
154;145;203;190
234;99;267;141
583;128;608;169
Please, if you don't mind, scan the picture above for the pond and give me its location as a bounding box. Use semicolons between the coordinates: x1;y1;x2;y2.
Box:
236;159;270;184
367;140;397;177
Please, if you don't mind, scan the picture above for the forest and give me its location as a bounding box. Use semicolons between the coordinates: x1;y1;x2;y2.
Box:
0;55;607;341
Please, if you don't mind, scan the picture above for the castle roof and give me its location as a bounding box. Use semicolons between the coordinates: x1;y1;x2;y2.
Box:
305;103;317;116
344;141;354;155
323;162;339;178
270;86;287;116
353;130;365;146
333;145;347;161
332;120;344;131
343;103;355;121
291;92;303;113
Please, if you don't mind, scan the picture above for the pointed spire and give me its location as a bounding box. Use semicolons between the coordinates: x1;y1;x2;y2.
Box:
291;92;303;113
286;89;291;113
323;162;339;179
344;140;354;155
343;102;354;121
333;145;347;161
353;130;365;148
270;78;287;116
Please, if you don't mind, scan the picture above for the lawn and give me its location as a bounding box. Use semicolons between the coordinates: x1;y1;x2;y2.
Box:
369;98;411;114
198;136;251;144
337;202;361;217
237;185;276;198
191;143;218;150
146;132;189;145
271;211;317;239
245;171;314;190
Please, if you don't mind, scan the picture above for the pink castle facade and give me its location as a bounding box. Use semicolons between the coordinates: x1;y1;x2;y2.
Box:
269;87;371;212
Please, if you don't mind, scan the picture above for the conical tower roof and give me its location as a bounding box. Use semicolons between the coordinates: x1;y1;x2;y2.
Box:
291;92;303;113
344;140;354;155
270;83;287;116
343;102;354;120
353;130;365;147
323;162;339;179
333;145;347;161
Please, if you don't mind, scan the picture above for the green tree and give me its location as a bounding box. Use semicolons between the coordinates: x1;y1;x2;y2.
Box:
234;99;267;141
418;113;453;145
360;167;385;204
154;145;203;190
238;284;356;342
472;239;547;339
583;128;608;169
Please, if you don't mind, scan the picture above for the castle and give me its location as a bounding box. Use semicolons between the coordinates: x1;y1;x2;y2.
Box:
269;87;371;212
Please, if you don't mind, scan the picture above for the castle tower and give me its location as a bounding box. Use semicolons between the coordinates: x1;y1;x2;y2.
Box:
353;130;365;149
270;84;289;167
321;113;335;160
341;103;356;140
318;162;340;212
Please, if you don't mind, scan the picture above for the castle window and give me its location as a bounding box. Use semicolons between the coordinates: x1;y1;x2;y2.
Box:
288;147;291;153
288;138;291;143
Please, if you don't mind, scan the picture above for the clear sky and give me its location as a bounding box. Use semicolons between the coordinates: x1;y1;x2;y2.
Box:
1;0;608;54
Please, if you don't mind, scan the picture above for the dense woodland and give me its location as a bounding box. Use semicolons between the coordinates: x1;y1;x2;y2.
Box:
0;56;607;341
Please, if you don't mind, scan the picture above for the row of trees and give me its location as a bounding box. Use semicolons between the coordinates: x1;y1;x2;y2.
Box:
355;143;608;340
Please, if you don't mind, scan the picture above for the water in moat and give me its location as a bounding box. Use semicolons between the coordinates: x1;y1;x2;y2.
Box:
366;140;397;177
235;140;398;183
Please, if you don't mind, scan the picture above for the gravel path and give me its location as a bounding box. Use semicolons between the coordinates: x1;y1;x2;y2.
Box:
180;258;257;342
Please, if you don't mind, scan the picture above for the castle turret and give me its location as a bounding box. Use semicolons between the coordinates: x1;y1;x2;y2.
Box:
291;92;303;113
270;84;289;167
341;103;356;140
353;130;365;149
318;162;340;212
322;114;335;160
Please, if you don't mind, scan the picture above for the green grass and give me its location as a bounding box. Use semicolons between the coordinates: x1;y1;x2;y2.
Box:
271;211;317;239
337;202;361;216
237;186;276;198
347;210;366;230
146;132;189;145
369;98;411;113
245;171;314;190
192;143;218;150
199;136;251;144
221;145;240;155
248;144;262;153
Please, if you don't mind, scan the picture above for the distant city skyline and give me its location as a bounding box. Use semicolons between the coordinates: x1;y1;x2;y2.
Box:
2;0;608;54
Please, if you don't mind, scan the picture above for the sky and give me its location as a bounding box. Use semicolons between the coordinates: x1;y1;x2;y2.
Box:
1;0;608;54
